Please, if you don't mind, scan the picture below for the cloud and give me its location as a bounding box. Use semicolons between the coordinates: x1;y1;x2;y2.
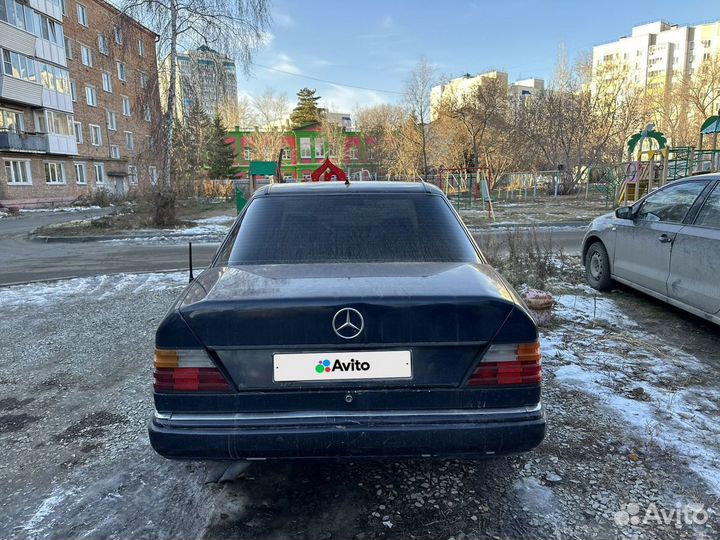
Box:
272;53;302;75
320;84;390;113
378;15;394;30
274;12;295;28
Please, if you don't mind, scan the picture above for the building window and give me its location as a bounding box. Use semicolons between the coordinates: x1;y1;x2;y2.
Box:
65;38;72;59
80;45;92;67
74;162;86;184
44;162;65;184
116;61;126;81
121;95;131;116
101;71;112;92
143;104;151;122
60;0;66;15
110;144;120;159
139;72;148;89
4;159;32;184
137;39;145;57
89;124;102;146
349;146;359;160
85;85;96;106
2;49;38;83
302;173;311;181
76;3;88;26
148;166;158;185
73;121;83;143
114;26;123;44
315;139;324;159
0;108;25;132
281;147;292;160
300;137;311;158
98;35;109;55
106;110;117;131
70;80;77;101
94;163;105;184
128;165;138;185
125;131;134;150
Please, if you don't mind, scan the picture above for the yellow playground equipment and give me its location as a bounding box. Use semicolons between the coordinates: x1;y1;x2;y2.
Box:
615;118;720;206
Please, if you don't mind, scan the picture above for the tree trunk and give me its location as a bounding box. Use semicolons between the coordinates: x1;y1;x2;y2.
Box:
155;0;178;226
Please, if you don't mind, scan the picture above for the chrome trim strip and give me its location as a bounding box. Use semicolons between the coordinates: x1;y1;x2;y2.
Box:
154;403;542;424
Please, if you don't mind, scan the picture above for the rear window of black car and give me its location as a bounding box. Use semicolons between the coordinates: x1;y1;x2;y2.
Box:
225;193;479;264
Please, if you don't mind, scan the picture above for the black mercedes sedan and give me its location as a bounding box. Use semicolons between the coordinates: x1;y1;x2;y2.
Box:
149;182;545;460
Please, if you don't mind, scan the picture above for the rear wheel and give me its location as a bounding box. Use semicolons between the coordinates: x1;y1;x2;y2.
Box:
585;242;613;291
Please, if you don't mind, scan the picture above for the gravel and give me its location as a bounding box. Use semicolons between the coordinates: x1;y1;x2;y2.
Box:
0;272;717;539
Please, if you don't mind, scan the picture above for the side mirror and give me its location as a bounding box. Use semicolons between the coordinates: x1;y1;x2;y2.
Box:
615;206;634;220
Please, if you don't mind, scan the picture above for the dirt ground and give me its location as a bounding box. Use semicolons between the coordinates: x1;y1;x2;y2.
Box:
0;265;718;540
34;199;236;237
458;194;612;228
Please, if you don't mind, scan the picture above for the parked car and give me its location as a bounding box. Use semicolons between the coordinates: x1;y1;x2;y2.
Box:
149;182;545;460
582;174;720;325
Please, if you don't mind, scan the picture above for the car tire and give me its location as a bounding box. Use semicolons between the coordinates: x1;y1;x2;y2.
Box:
585;242;614;292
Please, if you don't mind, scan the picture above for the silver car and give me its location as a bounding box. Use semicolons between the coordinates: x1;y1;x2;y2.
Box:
581;174;720;325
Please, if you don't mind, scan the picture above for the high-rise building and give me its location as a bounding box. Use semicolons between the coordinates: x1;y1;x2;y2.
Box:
161;46;237;119
0;0;161;204
592;20;720;92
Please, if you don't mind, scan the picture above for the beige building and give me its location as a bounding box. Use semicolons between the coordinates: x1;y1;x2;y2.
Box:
430;71;544;120
592;20;720;92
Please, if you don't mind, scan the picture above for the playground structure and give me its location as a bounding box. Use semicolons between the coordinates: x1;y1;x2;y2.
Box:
433;167;494;210
615;119;720;206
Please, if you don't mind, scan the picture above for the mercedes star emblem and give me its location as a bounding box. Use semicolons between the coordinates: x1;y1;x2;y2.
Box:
332;308;364;339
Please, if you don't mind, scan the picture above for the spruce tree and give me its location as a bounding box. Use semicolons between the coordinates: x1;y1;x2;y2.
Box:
205;112;237;179
290;88;321;127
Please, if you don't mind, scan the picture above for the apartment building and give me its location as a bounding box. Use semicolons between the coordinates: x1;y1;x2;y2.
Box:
430;71;544;120
0;0;160;204
0;0;77;202
160;46;237;119
592;20;720;92
64;0;161;195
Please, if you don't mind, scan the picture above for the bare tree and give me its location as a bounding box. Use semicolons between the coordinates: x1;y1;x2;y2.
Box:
246;90;290;162
437;76;508;170
121;0;270;225
319;113;348;168
217;94;256;129
356;104;422;178
405;57;434;178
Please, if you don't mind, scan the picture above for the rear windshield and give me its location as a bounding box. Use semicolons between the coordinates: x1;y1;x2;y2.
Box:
226;193;479;264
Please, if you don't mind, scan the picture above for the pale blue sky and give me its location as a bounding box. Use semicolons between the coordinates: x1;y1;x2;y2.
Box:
241;0;717;112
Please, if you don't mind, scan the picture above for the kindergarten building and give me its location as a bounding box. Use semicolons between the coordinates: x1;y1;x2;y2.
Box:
226;122;377;181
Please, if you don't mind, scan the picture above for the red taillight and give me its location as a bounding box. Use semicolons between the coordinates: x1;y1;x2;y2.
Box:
153;349;232;393
466;341;542;386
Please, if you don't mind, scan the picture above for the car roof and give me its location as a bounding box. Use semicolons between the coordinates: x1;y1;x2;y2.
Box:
256;181;442;197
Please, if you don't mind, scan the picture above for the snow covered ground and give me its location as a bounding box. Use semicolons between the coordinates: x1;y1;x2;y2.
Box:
19;206;104;213
1;271;718;539
542;287;720;496
100;215;235;244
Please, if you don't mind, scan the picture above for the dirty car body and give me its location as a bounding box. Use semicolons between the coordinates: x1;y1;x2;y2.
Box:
582;174;720;325
149;182;545;460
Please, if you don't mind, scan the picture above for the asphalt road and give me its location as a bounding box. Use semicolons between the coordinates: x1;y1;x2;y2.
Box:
0;210;587;286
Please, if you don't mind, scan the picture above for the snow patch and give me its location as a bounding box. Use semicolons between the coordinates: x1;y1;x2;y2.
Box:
22;487;77;538
0;272;188;310
545;291;720;495
20;206;103;213
512;477;557;514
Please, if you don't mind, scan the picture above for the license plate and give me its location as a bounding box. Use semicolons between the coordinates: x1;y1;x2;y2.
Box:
273;350;412;382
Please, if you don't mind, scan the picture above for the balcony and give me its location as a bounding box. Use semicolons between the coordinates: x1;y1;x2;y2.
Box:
0;130;49;153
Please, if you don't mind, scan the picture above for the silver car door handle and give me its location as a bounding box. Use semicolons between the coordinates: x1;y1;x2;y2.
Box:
658;234;673;244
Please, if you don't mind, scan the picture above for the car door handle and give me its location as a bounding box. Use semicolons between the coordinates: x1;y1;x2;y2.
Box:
658;234;673;244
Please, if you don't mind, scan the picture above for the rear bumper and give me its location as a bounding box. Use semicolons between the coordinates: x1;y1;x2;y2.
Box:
149;404;546;460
